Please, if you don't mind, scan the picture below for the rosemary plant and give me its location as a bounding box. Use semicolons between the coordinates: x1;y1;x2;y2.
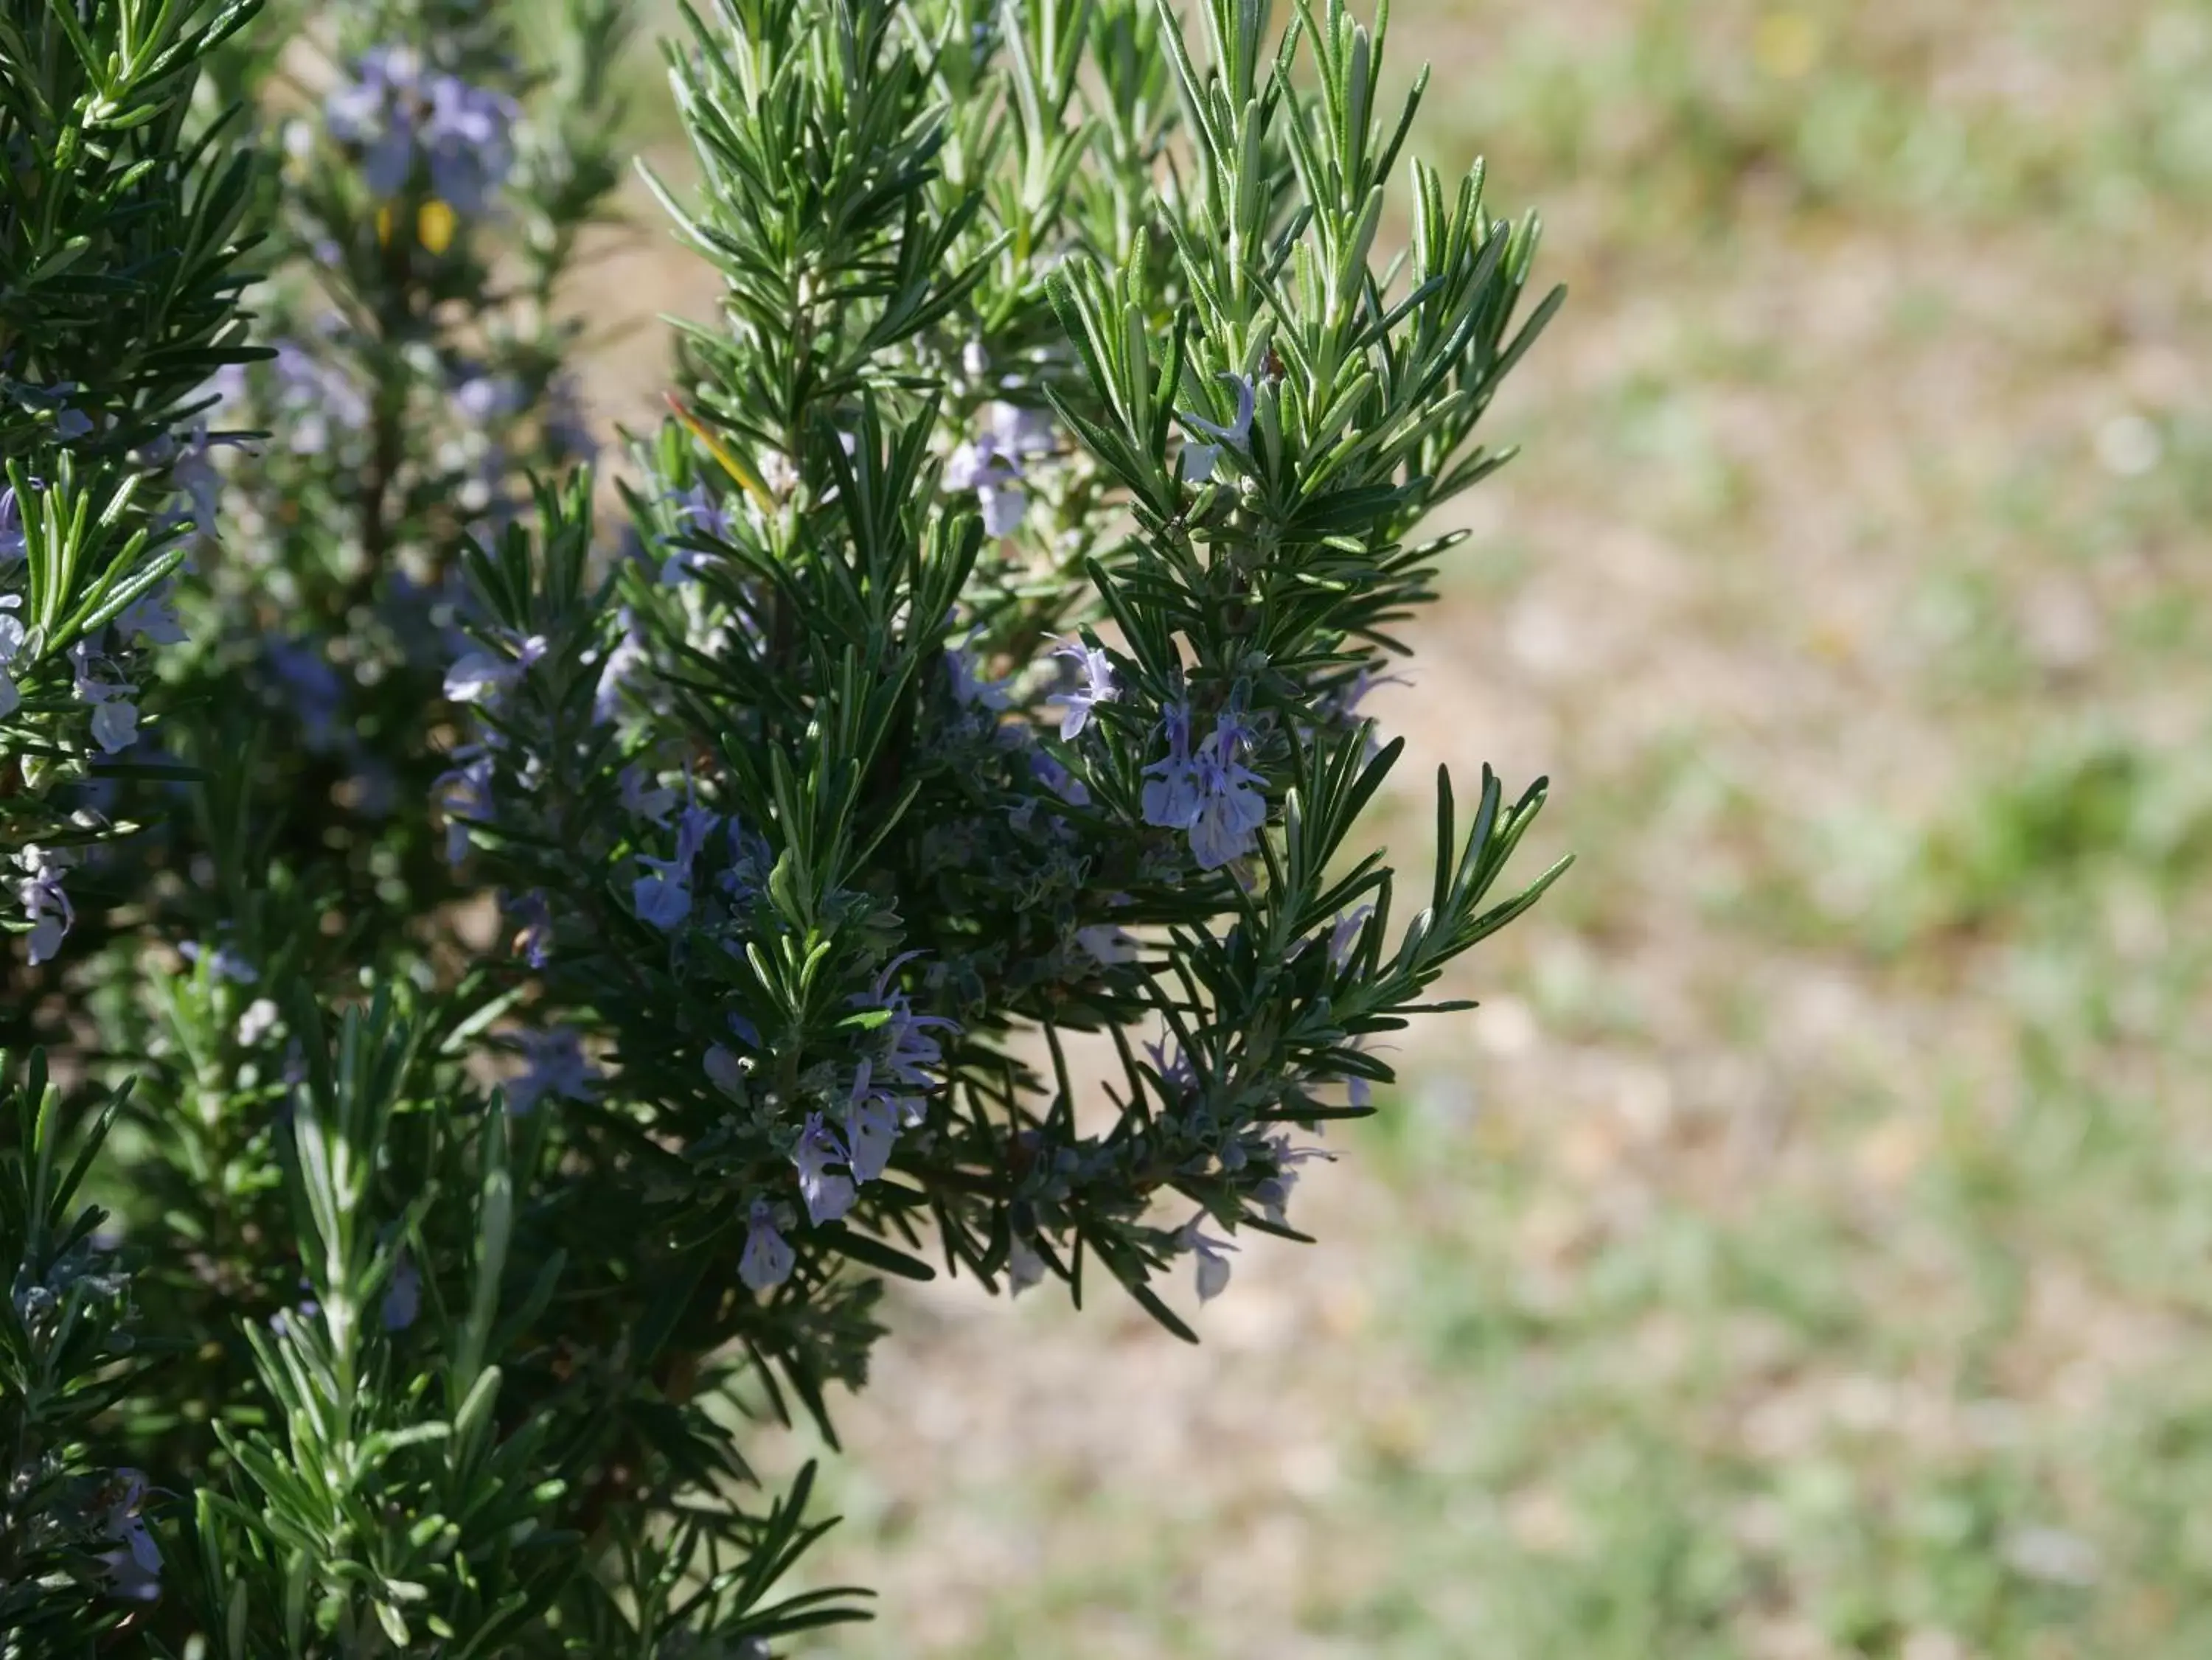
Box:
1;0;1565;1650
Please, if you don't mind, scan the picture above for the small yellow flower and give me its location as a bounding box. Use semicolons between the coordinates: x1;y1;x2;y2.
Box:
417;198;457;255
1754;10;1822;80
374;199;456;253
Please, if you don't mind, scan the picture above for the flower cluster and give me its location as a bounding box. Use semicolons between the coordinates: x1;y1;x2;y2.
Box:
1;0;264;972
265;338;372;456
325;44;521;215
59;0;641;1011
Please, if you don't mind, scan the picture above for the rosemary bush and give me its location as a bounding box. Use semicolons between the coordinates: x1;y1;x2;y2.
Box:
1;0;1566;1650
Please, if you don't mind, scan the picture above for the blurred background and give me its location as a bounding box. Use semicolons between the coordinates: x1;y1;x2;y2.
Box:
571;1;2212;1653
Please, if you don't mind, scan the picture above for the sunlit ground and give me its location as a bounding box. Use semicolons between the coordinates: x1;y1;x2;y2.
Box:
574;2;2212;1653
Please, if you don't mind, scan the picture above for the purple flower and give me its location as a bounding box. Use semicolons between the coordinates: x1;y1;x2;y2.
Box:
0;594;24;719
1140;701;1202;829
15;380;91;438
594;607;647;724
1029;749;1089;807
704;1043;746;1095
944;402;1054;535
271;341;369;456
505;1026;599;1115
452;369;524;425
159;419;247;541
633;796;719;930
30;382;96;442
1178;372;1255;482
675;801;720;868
852;952;959;1095
117;580;187;646
443;633;546;705
1329;665;1405;722
841;1062;905;1183
325;46;422;194
1322;666;1406;762
658;542;714;588
422;74;520;215
97;1471;162;1602
1326;905;1371;971
1324;1042;1377;1112
946;643;1009;711
1048;639;1117;739
181;941;258;984
1252;1134;1331;1227
995;402;1056;456
739;1200;794;1292
1187;710;1267;870
0;484;23;563
508;890;553;968
1007;1232;1046;1297
1183;374;1256;445
659;484;733;586
69;644;139;754
619;763;678;824
13;844;73;966
88;697;139;754
793;1112;857;1225
381;1252;421;1331
706;1013;760;1093
1176;1215;1238;1302
326;48;518;216
1144;1038;1199;1102
632;857;692;930
434;749;495;865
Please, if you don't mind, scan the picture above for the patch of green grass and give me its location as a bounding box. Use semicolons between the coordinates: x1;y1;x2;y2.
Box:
1419;0;2212;237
